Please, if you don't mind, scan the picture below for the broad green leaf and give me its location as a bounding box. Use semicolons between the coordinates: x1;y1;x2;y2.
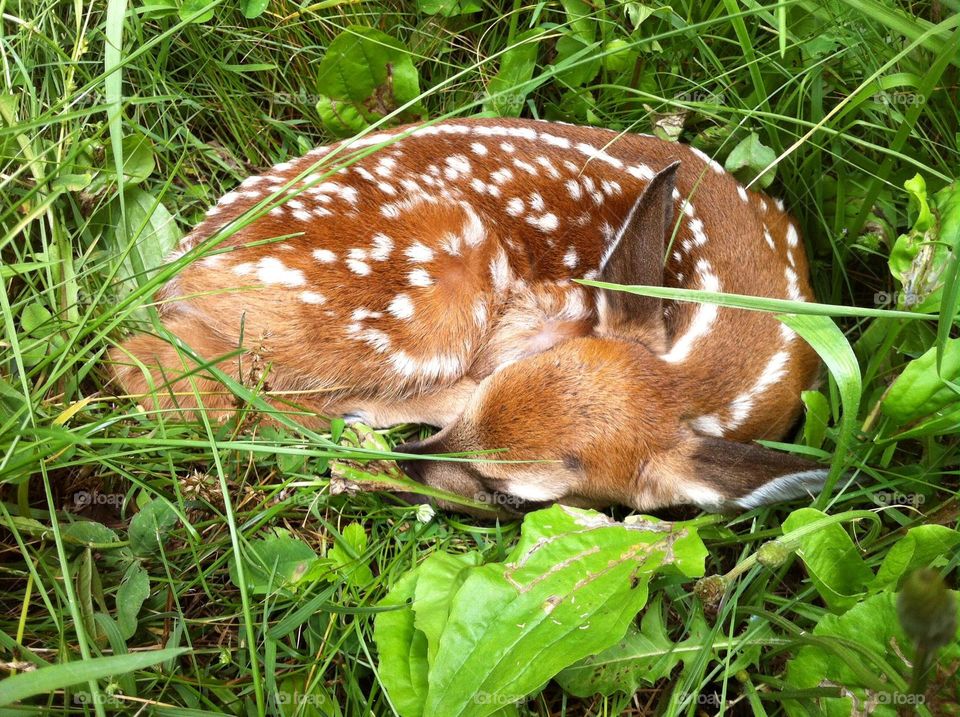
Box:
724;132;776;189
62;520;120;547
882;338;960;423
128;499;179;557
240;0;268;18
801;390;830;449
228;533;322;594
783;591;960;717
872;525;960;591
51;172;93;192
887;401;960;440
782;508;872;612
601;37;636;74
416;0;482;16
328;523;373;586
778;314;861;488
375;571;429;717
484;29;545;117
102;132;155;186
179;0;215;23
555;594;712;697
274;676;342;717
888;174;951;312
934;182;960;352
140;0;179;19
560;0;598;42
422;507;706;716
19;302;53;337
94;187;181;300
0;648;189;706
315;26;424;136
551;34;602;89
117;564;150;640
413;552;482;664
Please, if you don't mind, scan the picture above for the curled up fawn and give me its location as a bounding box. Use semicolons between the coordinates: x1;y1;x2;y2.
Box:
110;117;826;515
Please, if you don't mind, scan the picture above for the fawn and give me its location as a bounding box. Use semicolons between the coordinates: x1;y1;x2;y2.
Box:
111;117;825;514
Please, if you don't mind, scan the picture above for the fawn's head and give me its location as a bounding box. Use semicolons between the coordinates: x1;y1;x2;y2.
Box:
397;162;825;515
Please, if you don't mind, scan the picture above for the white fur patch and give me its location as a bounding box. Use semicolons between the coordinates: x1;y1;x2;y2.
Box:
313;248;336;263
346;259;371;276
684;484;726;511
662;260;720;363
405;242;434;263
300;291;326;304
388;293;414;320
408;268;433;287
252;257;306;287
732;469;828;509
690;415;725;437
527;213;558;232
371;233;394;261
505;198;524;216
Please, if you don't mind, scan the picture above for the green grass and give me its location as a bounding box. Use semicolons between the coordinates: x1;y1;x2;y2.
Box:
1;0;959;715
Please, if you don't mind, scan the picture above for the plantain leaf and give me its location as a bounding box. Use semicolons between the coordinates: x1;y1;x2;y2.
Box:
724;132;776;188
315;26;424;136
484;29;546;117
555;594;712;697
872;525;960;591
882;338;960;423
782;508;873;612
783;591;960;717
376;506;707;717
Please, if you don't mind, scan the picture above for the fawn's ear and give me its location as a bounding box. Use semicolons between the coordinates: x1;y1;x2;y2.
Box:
596;161;680;342
659;434;827;511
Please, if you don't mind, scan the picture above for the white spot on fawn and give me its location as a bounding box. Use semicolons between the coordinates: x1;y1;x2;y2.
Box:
662;259;720;363
405;242;434;263
371;233;394;261
786;223;799;247
408;268;433;287
346;259;371;276
388;293;415;320
506;198;525;216
527;213;559;232
313;248;336;263
563;247;579;269
244;257;307;287
300;291;326;304
471;142;488;156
